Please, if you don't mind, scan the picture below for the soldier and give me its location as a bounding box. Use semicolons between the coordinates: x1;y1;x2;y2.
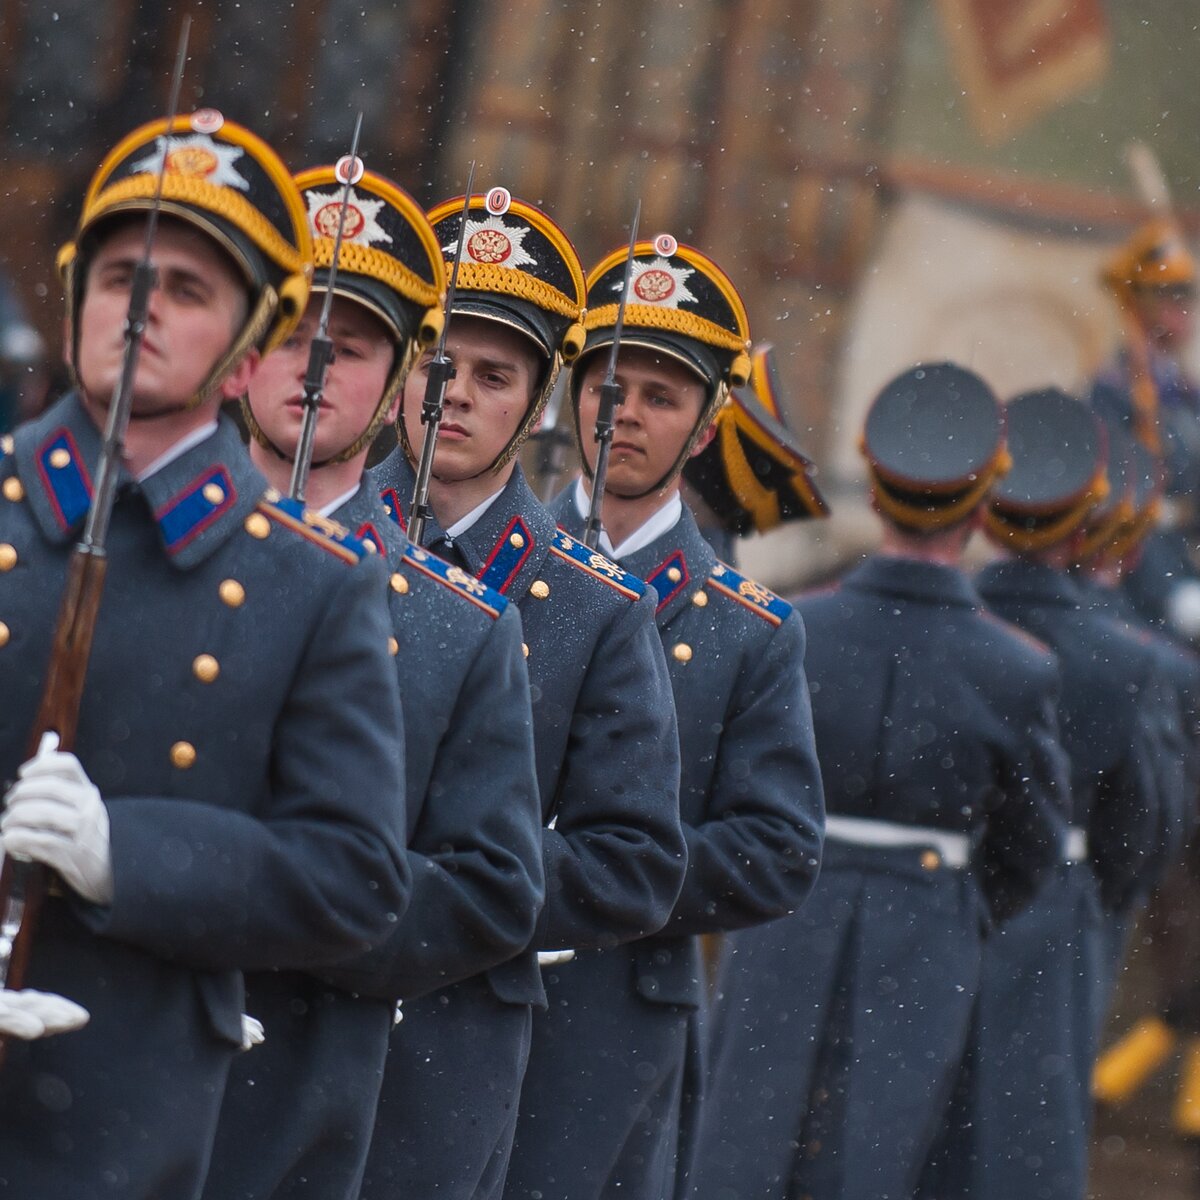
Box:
958;389;1173;1200
0;112;410;1197
371;191;686;1199
680;343;829;562
200;167;545;1199
542;241;825;1200
689;363;1069;1200
1090;218;1200;641
1078;433;1200;1137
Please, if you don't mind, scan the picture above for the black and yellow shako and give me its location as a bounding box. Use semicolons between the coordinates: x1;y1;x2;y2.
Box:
861;362;1010;532
1103;216;1196;301
244;162;447;465
683;343;828;535
985;388;1109;554
58;108;313;407
403;187;585;474
573;232;753;497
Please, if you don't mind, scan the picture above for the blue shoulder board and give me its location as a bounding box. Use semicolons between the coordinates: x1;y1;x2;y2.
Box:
550;529;646;600
257;492;369;564
707;561;792;627
401;544;508;620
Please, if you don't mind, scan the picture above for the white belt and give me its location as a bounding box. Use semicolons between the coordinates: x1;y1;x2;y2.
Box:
1064;826;1089;863
824;815;971;869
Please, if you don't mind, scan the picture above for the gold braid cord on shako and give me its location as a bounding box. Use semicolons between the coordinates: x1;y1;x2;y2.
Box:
243;165;447;468
984;388;1111;555
573;238;753;499
58;109;313;411
866;451;1012;533
396;192;586;478
685;344;829;534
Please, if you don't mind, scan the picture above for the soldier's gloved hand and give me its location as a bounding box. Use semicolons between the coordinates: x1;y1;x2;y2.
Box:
0;988;89;1039
1;733;114;905
240;1014;265;1051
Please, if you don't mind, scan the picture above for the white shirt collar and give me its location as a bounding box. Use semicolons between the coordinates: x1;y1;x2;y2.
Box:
445;485;507;539
571;476;682;560
135;420;220;482
318;483;361;519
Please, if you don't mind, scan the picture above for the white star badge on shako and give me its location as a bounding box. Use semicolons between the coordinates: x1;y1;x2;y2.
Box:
304;187;393;245
446;213;538;271
619;236;698;310
131;132;251;191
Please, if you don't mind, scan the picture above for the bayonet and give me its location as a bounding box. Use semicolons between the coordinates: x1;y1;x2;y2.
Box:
288;113;365;503
408;162;477;546
583;200;640;550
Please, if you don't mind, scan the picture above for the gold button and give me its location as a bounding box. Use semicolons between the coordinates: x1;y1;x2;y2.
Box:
202;483;225;505
49;448;70;469
0;545;16;572
673;642;693;663
667;567;682;583
0;622;10;647
2;477;24;502
364;540;377;554
170;741;197;770
530;580;550;600
921;850;941;871
510;532;525;549
388;636;399;656
244;513;271;539
390;573;409;595
0;435;12;455
192;654;220;684
219;579;245;607
692;590;708;607
522;642;530;658
263;487;281;503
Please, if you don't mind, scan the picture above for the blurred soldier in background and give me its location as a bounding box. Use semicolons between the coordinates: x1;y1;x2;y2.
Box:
1090;218;1200;644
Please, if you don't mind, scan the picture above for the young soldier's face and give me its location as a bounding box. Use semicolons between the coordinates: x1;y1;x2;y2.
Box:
247;295;395;463
576;345;710;497
75;219;252;414
401;315;540;481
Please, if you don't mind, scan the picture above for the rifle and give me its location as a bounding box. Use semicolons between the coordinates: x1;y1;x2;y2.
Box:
582;201;640;550
407;163;477;547
0;20;192;1034
288;115;364;503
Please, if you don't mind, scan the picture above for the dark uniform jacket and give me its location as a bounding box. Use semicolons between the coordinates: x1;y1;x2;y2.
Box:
690;555;1068;1200
979;559;1170;909
327;479;544;1000
0;393;409;1200
551;495;824;1006
1080;577;1198;872
801;556;1066;918
204;481;543;1200
373;455;685;995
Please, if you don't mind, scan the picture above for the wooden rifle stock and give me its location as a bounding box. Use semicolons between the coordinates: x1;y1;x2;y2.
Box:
0;546;107;1059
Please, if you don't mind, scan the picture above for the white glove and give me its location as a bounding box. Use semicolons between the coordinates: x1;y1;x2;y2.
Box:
0;988;90;1039
1;733;114;905
537;949;576;966
240;1014;265;1051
